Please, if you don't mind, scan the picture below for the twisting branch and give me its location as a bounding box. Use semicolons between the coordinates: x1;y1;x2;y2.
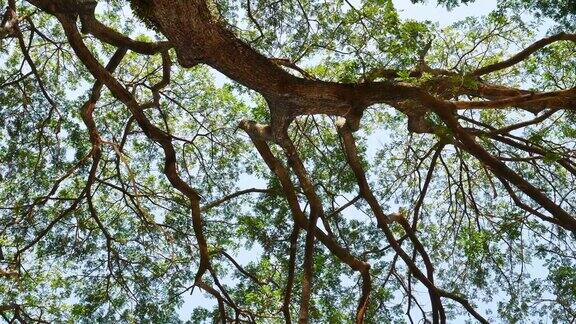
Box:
337;119;488;324
338;120;445;322
80;47;128;296
141;49;172;109
25;0;170;54
79;13;171;55
239;120;372;324
10;36;115;263
277;132;324;323
195;280;228;321
56;14;215;295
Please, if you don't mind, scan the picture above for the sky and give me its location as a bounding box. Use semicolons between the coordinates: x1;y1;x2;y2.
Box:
393;0;498;24
178;0;504;321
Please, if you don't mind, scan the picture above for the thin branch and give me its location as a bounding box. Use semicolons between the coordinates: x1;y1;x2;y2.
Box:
472;32;576;76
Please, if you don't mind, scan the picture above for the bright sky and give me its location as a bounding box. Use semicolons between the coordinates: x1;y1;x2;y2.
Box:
393;0;498;24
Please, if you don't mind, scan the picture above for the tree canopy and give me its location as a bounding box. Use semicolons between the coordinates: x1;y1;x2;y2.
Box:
0;0;575;322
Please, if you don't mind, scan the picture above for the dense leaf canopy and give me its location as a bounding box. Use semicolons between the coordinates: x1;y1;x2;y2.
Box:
0;0;575;322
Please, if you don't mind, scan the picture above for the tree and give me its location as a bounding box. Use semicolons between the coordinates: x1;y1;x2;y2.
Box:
0;0;575;322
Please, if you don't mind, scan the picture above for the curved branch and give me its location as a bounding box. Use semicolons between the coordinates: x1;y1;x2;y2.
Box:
278;134;324;323
472;32;576;76
240;120;372;324
338;120;488;324
57;14;213;290
79;13;171;55
25;0;171;54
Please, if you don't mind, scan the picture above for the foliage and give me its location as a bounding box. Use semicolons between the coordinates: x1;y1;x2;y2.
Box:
0;0;575;323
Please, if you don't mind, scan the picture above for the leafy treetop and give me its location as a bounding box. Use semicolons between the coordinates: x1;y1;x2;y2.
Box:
0;0;575;323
